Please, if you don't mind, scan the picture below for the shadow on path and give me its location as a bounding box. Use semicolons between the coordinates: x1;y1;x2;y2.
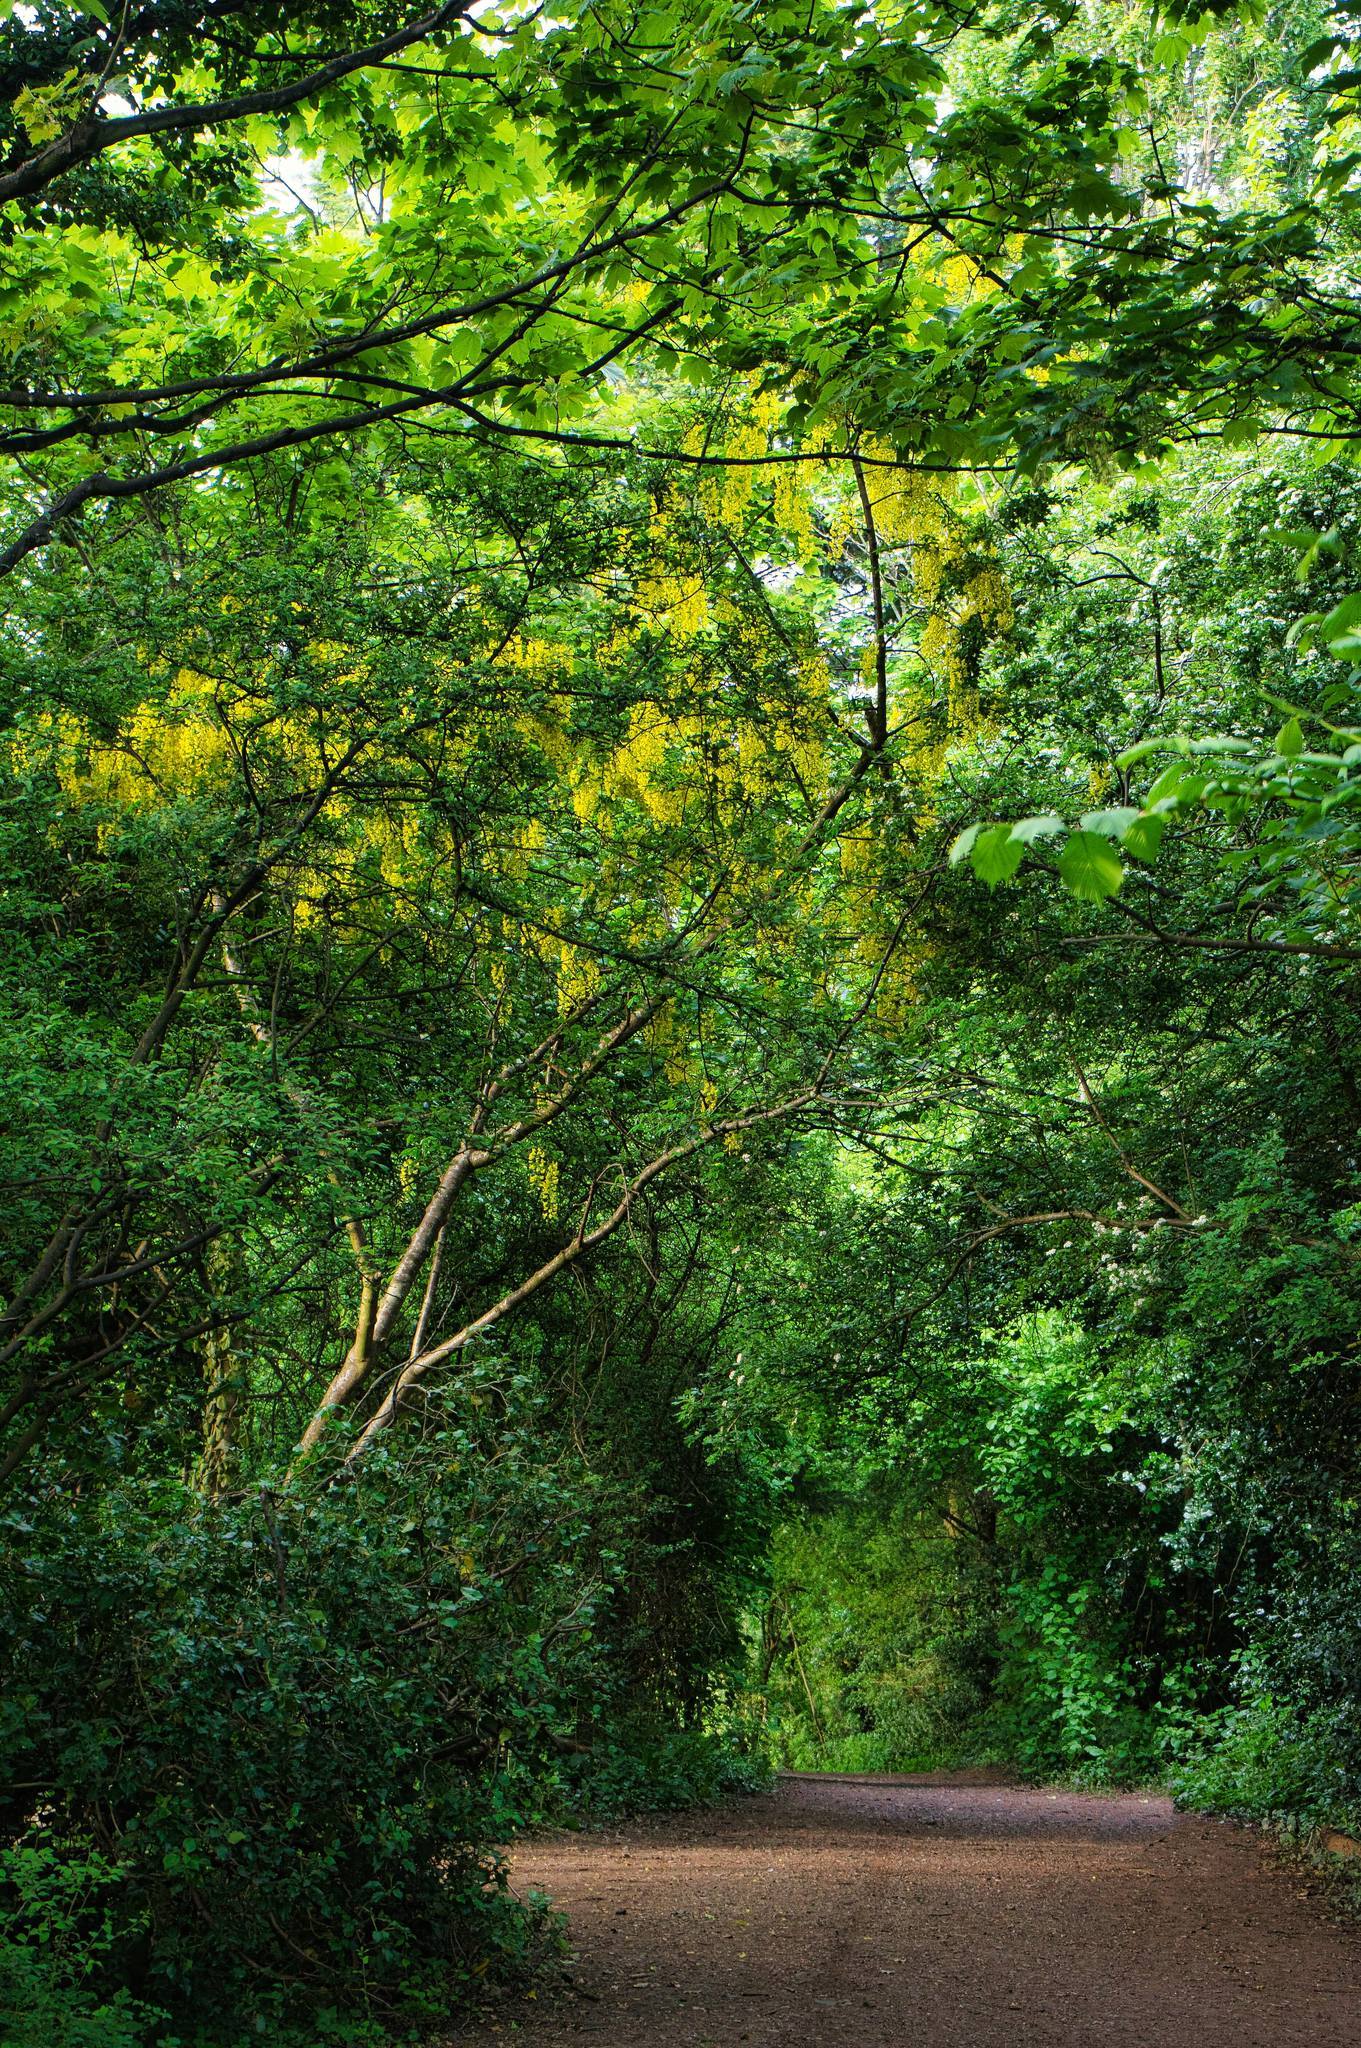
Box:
455;1771;1361;2046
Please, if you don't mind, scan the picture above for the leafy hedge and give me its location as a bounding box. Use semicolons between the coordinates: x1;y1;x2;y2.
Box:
1;1384;620;2042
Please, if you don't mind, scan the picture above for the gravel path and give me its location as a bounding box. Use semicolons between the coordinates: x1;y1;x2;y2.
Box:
456;1771;1361;2046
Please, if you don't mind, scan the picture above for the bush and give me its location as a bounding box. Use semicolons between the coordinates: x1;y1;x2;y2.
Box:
556;1708;772;1819
0;1839;167;2048
1173;1695;1339;1825
0;1382;612;2041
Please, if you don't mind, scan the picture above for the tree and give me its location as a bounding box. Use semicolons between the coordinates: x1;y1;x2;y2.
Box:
3;0;1360;577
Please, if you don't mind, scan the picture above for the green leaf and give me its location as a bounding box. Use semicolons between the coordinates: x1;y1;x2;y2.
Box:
1145;760;1198;806
970;824;1025;887
1008;813;1066;844
1321;593;1361;655
1275;717;1304;759
1115;738;1174;768
1058;831;1123;901
1120;812;1165;862
1078;806;1142;839
1298;33;1350;70
948;823;982;866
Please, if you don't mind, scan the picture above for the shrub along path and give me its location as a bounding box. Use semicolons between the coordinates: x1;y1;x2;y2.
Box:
459;1772;1361;2045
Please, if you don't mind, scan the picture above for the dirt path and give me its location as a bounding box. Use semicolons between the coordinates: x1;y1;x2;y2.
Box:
456;1772;1361;2046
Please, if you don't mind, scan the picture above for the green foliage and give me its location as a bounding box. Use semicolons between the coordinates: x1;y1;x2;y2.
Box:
1175;1521;1361;1831
557;1714;772;1819
742;450;1361;1810
765;1492;999;1773
761;1318;1206;1786
0;1840;166;2048
1174;1694;1353;1831
0;1375;648;2036
5;4;1361;2038
0;0;1356;572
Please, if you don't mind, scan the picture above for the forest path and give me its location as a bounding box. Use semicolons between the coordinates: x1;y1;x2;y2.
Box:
456;1771;1361;2046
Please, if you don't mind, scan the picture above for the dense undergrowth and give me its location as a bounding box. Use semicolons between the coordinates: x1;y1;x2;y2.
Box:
1;1374;770;2046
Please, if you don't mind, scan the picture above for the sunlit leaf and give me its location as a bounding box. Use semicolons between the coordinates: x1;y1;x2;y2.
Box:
1058;831;1123;901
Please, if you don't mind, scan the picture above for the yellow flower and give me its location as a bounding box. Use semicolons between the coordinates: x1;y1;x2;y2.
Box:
526;1145;560;1222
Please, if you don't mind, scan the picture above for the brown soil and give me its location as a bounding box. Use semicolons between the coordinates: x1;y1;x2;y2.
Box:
454;1771;1361;2046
